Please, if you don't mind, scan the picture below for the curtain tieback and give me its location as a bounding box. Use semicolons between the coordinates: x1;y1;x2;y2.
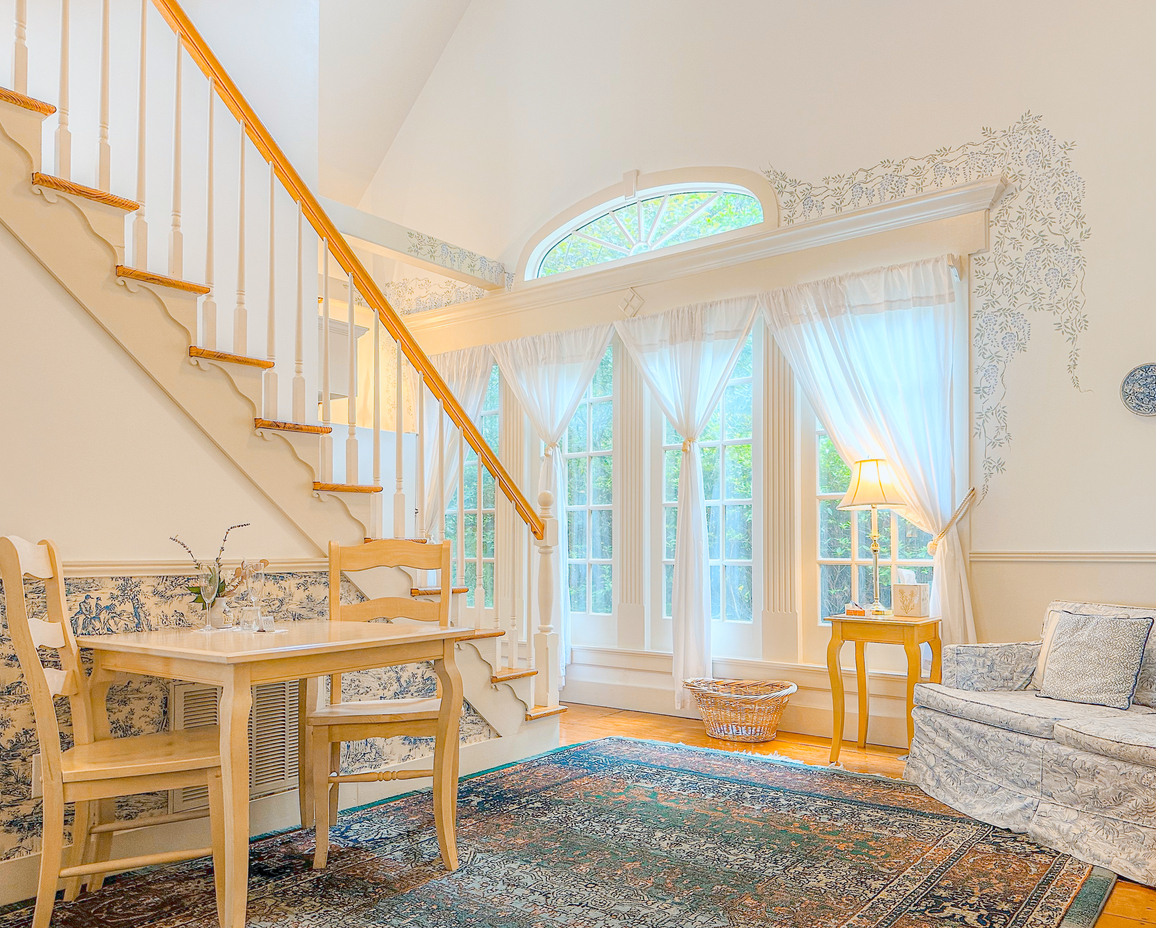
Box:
927;487;977;555
543;441;560;458
681;436;697;453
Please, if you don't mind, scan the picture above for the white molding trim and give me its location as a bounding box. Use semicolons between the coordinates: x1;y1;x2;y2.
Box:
409;175;1006;335
61;558;329;577
562;645;914;748
969;551;1156;564
567;645;913;695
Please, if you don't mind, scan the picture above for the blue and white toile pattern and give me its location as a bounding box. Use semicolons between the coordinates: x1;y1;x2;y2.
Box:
0;571;495;860
941;641;1041;691
907;639;1156;886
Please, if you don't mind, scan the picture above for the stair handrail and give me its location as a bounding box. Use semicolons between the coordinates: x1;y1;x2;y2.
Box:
152;0;544;540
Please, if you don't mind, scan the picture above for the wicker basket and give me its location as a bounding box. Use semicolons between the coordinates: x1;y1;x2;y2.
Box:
684;678;798;743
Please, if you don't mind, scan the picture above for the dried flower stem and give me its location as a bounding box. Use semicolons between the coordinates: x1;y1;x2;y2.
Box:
215;523;250;568
169;535;203;570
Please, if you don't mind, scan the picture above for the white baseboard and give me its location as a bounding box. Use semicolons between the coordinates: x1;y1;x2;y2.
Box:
561;647;911;749
0;724;558;909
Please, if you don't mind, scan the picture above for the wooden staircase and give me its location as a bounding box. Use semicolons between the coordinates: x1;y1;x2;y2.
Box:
0;0;565;731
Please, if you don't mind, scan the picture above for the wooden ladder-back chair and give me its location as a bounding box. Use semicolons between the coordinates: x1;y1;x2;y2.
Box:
0;536;228;928
306;538;456;870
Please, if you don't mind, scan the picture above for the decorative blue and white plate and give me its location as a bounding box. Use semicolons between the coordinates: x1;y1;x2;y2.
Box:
1121;363;1156;416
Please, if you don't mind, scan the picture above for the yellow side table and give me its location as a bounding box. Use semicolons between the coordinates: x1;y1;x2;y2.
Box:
826;614;942;763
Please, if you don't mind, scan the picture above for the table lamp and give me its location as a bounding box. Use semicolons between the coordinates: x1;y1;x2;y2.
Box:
837;459;906;616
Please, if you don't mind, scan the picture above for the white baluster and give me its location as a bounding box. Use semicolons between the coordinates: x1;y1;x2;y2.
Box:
263;161;277;418
371;314;381;539
319;244;332;481
292;201;305;421
96;0;110;190
533;490;560;707
132;0;147;268
168;37;182;278
54;0;70;179
393;346;404;536
13;0;27;95
457;429;465;588
233;121;246;354
437;400;445;542
345;272;358;485
201;79;215;348
415;374;425;538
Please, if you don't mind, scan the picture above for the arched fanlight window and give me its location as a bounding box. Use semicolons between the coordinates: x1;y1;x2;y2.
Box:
530;184;763;280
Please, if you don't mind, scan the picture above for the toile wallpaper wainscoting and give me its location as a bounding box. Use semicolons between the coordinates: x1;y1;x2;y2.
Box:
0;571;495;861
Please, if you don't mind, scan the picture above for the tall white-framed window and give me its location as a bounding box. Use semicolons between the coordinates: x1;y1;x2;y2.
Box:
657;334;758;648
564;345;614;614
814;430;934;619
445;364;499;609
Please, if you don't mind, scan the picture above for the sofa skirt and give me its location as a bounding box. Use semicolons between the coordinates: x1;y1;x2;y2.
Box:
905;706;1156;885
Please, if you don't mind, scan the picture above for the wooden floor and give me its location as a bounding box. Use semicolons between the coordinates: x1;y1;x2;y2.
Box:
559;704;1156;928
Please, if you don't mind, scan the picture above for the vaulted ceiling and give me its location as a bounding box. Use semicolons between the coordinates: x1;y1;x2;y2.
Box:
318;0;473;205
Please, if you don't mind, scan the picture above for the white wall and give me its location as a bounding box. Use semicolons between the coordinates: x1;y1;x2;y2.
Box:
360;0;1156;643
182;0;320;187
0;222;318;562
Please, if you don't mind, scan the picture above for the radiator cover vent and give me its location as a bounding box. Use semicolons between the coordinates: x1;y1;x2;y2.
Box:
170;681;299;812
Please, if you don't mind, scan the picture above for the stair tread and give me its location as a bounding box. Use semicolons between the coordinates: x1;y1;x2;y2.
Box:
491;667;537;683
464;629;504;640
314;481;383;494
32;173;139;211
0;87;55;116
118;266;210;295
364;537;427;544
410;586;468;596
190;347;275;369
255;418;332;434
525;705;567;721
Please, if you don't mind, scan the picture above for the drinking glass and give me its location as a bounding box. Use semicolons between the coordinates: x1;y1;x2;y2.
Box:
239;560;264;630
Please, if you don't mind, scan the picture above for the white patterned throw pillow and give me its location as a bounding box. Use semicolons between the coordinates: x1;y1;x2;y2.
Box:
1037;612;1154;709
1035;600;1156;706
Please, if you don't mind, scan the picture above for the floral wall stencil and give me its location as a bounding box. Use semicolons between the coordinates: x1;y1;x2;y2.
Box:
406;232;514;291
765;113;1090;494
0;572;495;860
382;277;486;315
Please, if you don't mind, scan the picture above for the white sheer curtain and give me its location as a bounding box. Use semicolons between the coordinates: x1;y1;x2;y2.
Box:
760;255;975;644
492;324;615;680
615;298;757;707
422;346;495;540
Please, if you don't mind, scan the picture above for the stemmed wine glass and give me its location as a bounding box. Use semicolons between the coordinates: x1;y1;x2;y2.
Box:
240;559;265;630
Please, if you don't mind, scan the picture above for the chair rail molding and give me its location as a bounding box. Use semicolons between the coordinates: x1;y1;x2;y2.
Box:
60;559;329;577
969;551;1156;563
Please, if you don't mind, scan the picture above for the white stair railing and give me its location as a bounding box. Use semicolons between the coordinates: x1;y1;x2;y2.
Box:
3;0;560;706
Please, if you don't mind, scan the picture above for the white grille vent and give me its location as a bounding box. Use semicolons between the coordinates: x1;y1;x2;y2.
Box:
170;681;299;813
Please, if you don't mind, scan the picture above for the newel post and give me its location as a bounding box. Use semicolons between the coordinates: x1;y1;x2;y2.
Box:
533;490;560;708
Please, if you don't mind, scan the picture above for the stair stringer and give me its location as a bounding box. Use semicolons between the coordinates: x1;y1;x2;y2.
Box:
0;100;370;551
342;568;531;738
412;590;537;713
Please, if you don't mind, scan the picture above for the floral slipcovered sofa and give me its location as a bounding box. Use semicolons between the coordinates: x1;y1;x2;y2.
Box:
904;600;1156;886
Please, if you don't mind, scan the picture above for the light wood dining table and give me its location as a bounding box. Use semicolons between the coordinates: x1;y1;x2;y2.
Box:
76;619;475;927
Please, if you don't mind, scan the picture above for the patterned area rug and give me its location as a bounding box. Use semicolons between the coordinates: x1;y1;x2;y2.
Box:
0;738;1114;927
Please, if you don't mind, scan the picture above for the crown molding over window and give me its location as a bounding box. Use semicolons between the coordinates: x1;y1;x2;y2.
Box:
408;175;1005;349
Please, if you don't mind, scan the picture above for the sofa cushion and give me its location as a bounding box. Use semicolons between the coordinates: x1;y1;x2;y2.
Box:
1037;600;1156;707
1053;715;1156;769
913;683;1155;739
